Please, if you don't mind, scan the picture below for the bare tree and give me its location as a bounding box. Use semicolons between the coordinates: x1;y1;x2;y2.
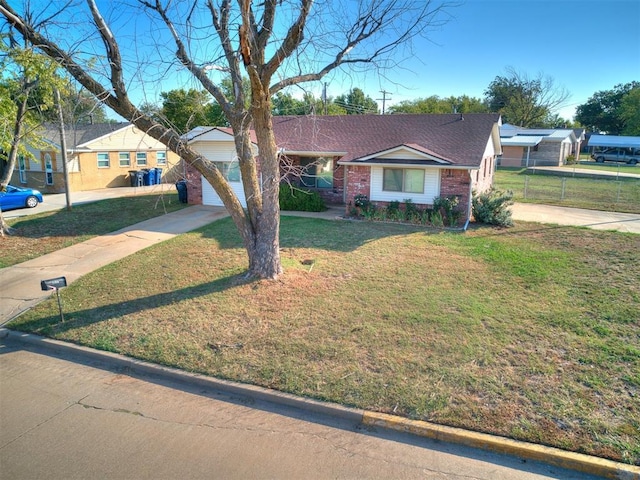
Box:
0;0;455;278
485;67;570;127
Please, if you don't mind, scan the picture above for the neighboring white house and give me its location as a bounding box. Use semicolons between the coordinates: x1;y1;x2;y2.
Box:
499;124;584;167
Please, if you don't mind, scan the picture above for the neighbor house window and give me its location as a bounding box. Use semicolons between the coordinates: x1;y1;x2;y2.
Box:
44;153;54;185
97;152;110;168
214;161;240;182
136;152;147;166
18;156;27;183
156;151;167;165
300;157;333;189
119;152;131;167
383;168;424;193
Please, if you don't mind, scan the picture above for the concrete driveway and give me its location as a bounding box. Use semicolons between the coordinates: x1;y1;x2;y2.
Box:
511;203;640;234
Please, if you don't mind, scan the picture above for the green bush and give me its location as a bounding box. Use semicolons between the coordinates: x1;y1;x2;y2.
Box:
433;195;463;227
472;188;514;227
279;184;327;212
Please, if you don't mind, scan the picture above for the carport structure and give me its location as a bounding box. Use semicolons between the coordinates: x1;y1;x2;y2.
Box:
588;134;640;149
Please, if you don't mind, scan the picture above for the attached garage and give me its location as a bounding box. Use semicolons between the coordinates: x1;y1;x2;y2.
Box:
185;126;257;207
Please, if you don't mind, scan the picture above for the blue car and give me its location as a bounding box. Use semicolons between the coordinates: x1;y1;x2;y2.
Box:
0;185;44;211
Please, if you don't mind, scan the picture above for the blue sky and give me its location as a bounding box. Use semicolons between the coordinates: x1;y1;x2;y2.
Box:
82;0;638;121
339;0;640;119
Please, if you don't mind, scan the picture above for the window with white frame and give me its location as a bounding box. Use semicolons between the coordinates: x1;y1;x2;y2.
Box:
119;152;131;167
136;152;147;166
382;168;424;193
97;152;110;168
44;153;54;185
156;151;167;165
18;156;27;183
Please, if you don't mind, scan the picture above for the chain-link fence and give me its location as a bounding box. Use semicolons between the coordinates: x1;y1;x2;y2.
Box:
497;174;640;214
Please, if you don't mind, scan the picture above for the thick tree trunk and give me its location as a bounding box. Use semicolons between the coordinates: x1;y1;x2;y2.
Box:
242;92;282;279
0;208;13;237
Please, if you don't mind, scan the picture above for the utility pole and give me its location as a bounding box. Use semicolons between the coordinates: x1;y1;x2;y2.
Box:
378;90;392;114
322;82;328;115
54;88;72;211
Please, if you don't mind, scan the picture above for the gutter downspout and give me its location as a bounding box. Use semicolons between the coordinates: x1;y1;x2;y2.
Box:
463;169;474;231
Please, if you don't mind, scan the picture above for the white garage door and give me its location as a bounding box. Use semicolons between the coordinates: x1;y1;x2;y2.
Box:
201;175;248;207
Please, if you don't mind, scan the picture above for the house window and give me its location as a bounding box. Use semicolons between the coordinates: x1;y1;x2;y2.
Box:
214;161;240;182
156;151;167;165
44;153;54;185
300;157;333;189
383;168;424;193
97;152;110;168
18;156;27;183
136;152;147;166
119;152;131;167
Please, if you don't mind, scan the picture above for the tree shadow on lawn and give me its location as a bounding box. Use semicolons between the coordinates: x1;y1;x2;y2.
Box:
13;273;240;336
14;217;454;334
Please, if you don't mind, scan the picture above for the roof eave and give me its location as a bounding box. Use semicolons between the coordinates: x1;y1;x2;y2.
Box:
338;161;478;170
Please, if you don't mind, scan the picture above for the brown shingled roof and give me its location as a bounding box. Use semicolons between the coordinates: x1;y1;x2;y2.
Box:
42;122;132;148
272;114;500;167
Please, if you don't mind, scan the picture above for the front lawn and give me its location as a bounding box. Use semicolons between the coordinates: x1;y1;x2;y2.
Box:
10;216;640;465
1;193;187;268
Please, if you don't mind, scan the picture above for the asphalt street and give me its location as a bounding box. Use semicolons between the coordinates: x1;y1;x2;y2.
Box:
0;334;605;480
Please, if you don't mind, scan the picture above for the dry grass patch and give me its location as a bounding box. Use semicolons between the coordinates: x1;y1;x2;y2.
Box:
10;217;640;464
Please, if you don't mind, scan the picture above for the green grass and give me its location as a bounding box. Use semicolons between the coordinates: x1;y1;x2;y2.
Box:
10;216;640;465
495;168;640;213
1;193;187;268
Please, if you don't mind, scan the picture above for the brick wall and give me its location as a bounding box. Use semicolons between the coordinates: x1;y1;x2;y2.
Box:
345;165;371;212
440;169;471;215
184;161;203;205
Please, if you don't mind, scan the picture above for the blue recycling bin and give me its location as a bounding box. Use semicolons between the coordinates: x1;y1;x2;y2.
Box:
135;171;145;187
154;168;163;184
141;168;153;186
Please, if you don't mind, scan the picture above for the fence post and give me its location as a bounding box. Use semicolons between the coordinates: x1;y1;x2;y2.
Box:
617;181;622;203
524;175;529;199
561;177;566;200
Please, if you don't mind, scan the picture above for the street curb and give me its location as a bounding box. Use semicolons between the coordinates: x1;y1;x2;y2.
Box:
3;328;639;480
1;329;363;424
362;412;639;480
